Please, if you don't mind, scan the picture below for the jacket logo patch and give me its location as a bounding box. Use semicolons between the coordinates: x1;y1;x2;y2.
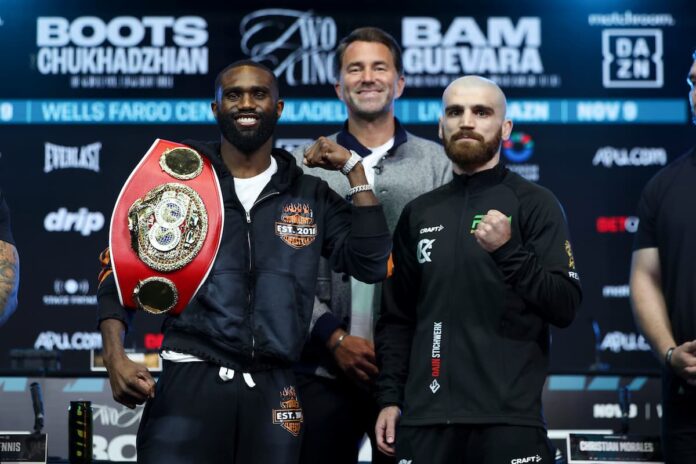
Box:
275;202;317;249
565;240;576;270
417;239;435;263
272;386;303;436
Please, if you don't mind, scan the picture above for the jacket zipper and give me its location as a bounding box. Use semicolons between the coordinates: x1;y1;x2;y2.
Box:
244;191;279;363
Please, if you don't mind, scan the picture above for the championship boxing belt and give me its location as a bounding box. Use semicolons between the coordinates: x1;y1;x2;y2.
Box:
109;139;224;315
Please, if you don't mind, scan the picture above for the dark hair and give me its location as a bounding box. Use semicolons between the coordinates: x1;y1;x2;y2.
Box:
213;59;279;99
334;27;403;78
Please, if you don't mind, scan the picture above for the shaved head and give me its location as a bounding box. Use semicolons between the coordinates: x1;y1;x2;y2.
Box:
442;75;508;117
439;75;513;174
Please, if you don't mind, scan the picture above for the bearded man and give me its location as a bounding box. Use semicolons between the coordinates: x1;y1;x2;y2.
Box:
373;75;582;463
97;60;391;464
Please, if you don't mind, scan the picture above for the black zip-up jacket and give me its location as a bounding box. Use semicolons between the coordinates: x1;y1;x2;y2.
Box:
375;163;581;427
98;141;391;371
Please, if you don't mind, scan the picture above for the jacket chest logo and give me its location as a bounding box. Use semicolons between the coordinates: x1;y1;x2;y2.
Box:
275;202;317;249
417;238;435;263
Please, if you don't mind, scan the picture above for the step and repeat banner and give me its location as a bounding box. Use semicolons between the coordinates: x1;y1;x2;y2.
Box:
0;0;694;374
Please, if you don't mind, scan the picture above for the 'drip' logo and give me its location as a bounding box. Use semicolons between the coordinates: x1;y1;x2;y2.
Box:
272;386;303;436
240;9;337;86
275;202;317;249
602;29;663;88
44;207;104;236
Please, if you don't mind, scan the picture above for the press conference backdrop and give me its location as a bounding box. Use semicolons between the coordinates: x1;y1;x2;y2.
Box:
0;0;694;375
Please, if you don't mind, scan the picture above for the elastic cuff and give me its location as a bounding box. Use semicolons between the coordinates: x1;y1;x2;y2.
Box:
313;313;344;345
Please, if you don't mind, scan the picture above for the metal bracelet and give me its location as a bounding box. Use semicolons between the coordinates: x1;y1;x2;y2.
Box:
347;184;373;197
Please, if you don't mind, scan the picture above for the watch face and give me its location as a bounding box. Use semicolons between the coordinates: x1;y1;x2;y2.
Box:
159;147;203;180
133;276;178;314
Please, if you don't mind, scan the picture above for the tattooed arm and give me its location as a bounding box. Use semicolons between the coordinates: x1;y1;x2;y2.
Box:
0;239;19;325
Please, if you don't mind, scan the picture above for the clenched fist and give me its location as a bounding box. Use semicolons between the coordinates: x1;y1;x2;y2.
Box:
473;209;511;252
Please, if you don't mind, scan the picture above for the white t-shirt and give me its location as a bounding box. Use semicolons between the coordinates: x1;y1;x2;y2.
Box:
161;156;278;364
350;137;394;341
360;138;394;186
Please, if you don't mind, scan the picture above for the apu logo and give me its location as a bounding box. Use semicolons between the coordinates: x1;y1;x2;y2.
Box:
592;146;667;168
417;239;435;263
596;216;639;233
240;10;337;86
602;29;663;88
601;332;651;353
34;331;102;350
44;141;101;173
44;207;105;236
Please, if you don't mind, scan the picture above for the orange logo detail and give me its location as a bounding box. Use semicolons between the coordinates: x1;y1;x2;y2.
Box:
272;385;303;436
275;203;317;249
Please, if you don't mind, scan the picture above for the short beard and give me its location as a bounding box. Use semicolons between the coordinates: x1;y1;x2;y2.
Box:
217;110;278;154
444;130;502;172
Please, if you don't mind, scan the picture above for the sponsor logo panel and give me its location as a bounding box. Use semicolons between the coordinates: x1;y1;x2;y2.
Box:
44;141;101;173
44;207;105;236
588;11;675;89
600;331;651;353
401;16;560;88
34;331;103;350
43;278;96;306
596;216;639;233
36;16;209;89
502;131;539;181
240;10;337;86
592;146;667;168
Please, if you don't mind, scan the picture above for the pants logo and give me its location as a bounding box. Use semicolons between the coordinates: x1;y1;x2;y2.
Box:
272;386;303;436
417;239;435;263
430;379;441;394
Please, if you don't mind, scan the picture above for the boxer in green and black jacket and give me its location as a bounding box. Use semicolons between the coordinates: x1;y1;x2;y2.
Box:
375;76;582;464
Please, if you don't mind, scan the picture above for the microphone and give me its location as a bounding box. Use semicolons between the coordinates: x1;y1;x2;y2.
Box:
618;386;631;434
30;382;45;433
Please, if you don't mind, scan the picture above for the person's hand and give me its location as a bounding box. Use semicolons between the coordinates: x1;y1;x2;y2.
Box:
104;354;156;409
473;209;511;252
303;137;352;171
375;405;400;456
669;340;696;386
328;330;379;384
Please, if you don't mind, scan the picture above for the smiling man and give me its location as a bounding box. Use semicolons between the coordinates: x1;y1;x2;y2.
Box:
374;75;582;463
290;27;451;464
97;60;391;464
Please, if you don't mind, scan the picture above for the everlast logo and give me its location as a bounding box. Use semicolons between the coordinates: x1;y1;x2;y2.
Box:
44;141;101;173
44;208;104;236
